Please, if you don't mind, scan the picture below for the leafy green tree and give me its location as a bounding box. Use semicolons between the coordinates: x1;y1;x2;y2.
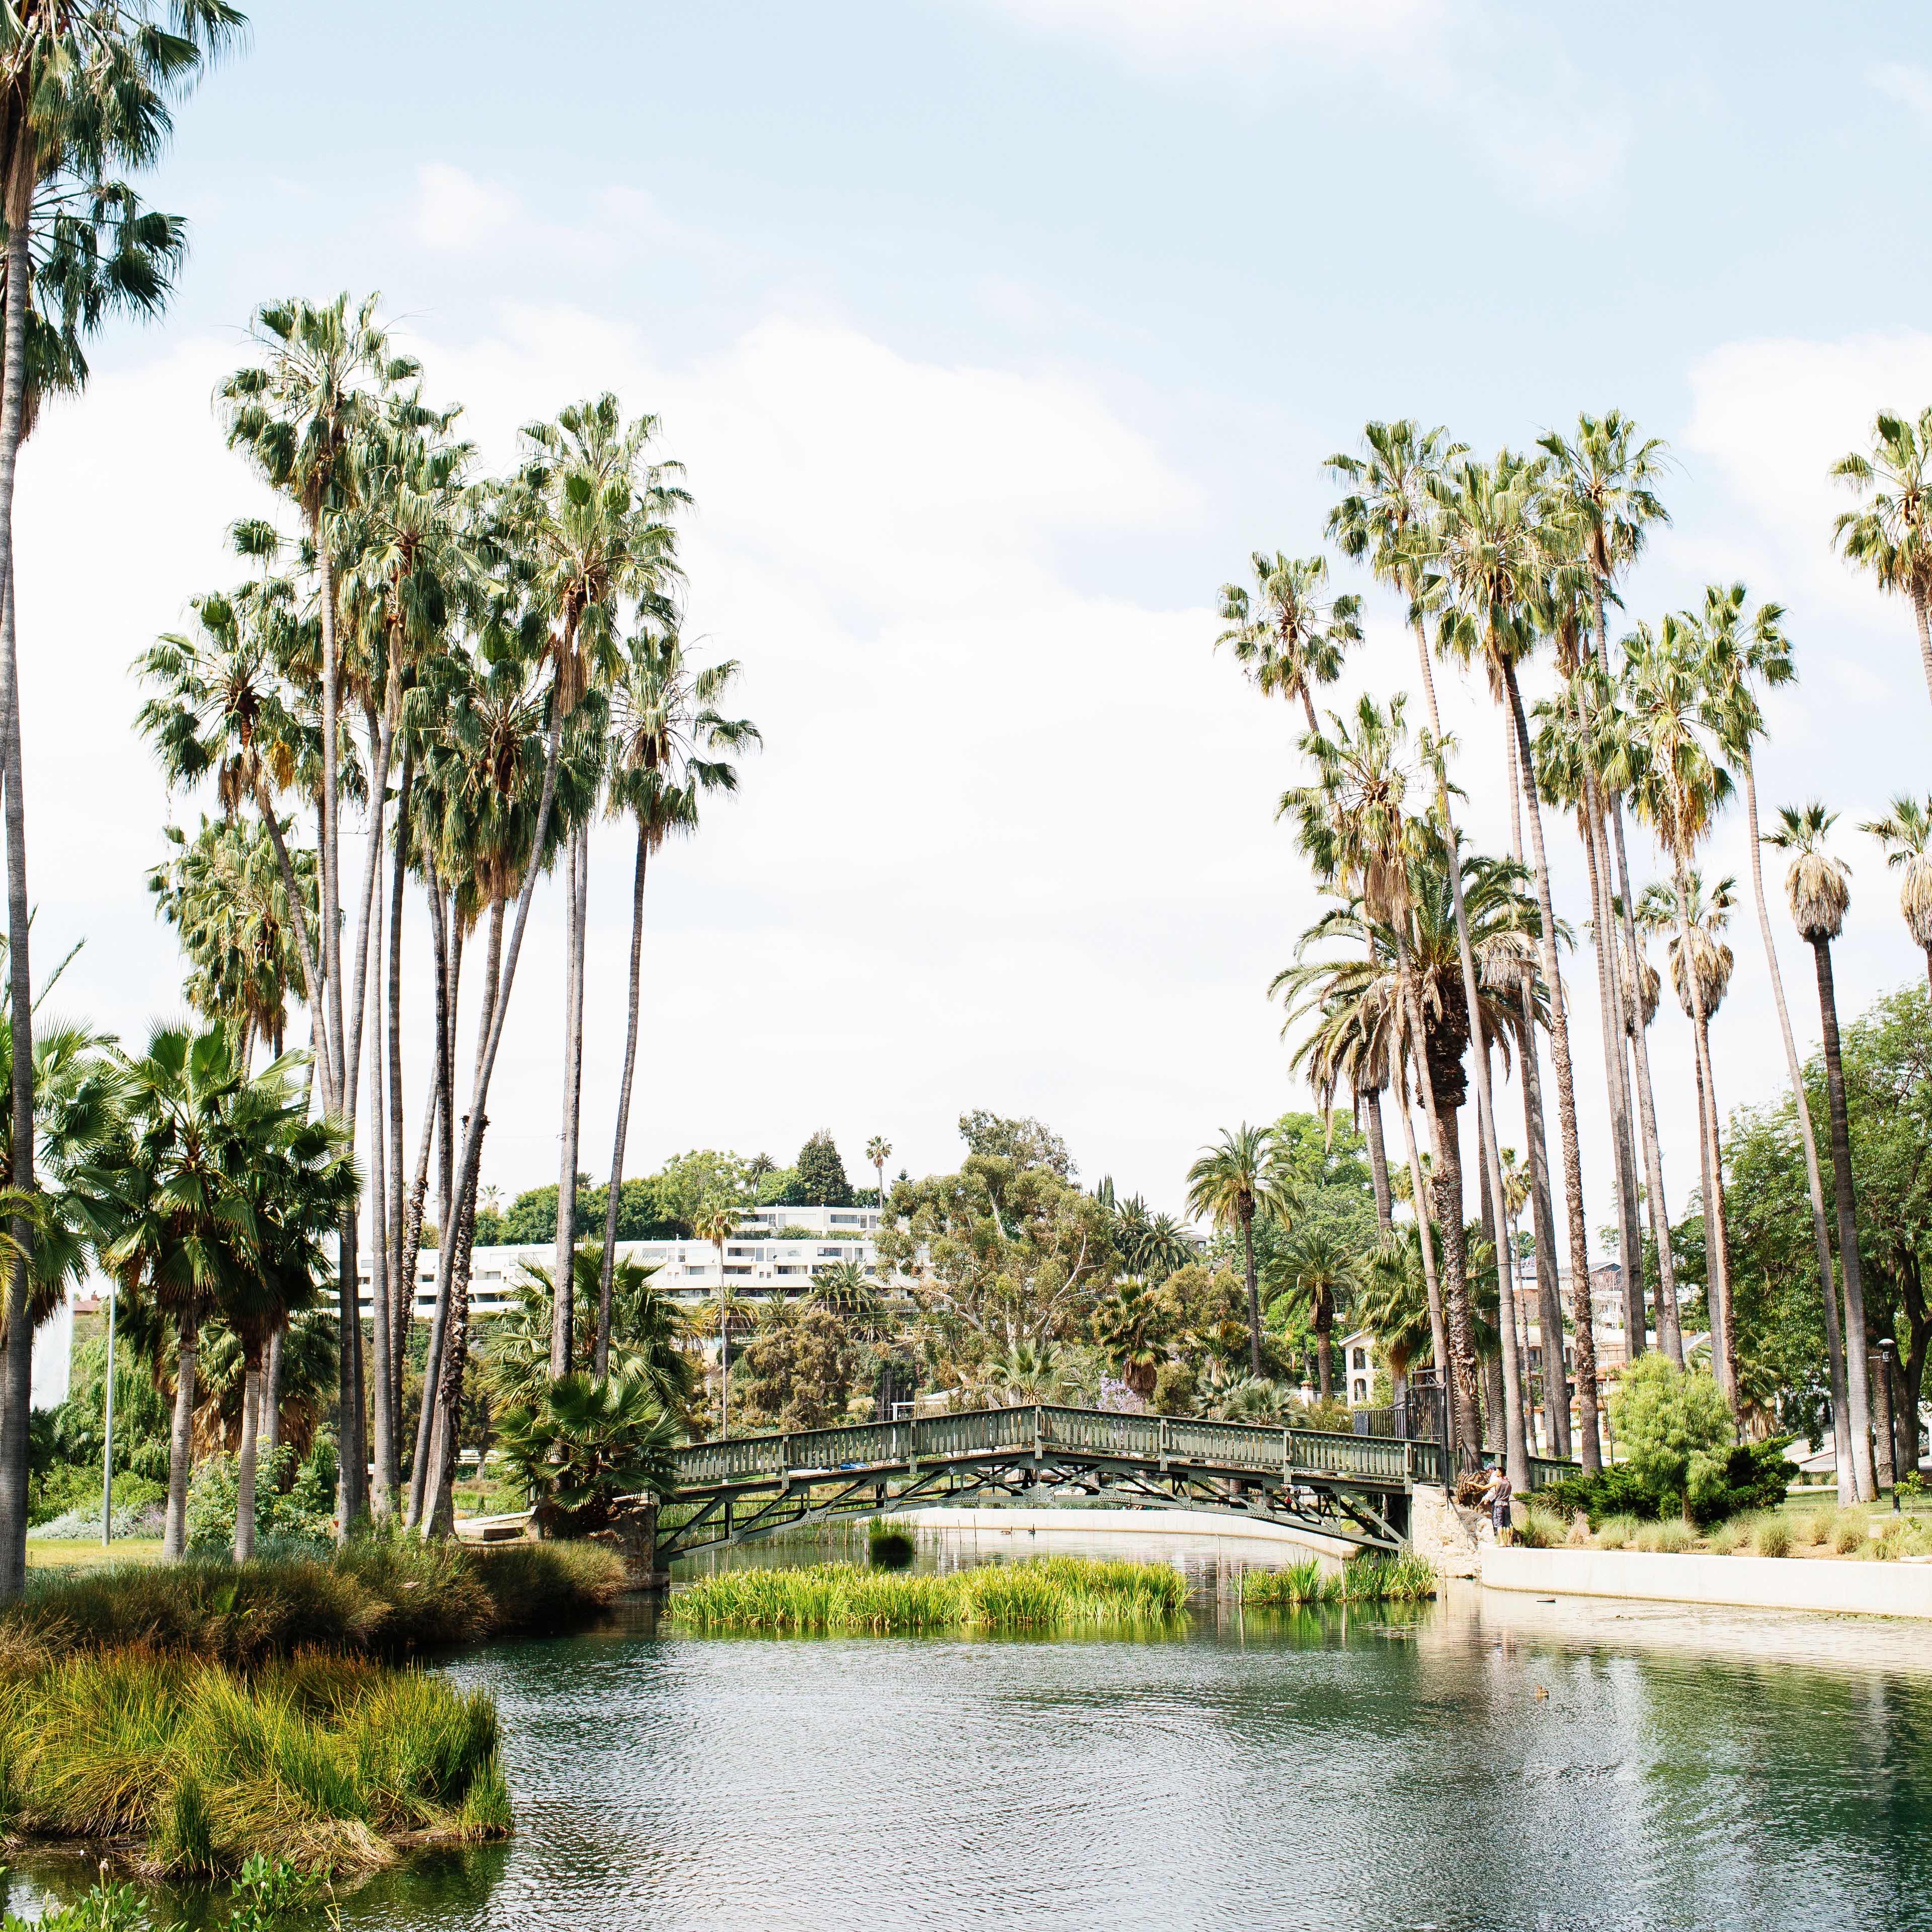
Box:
794;1130;852;1206
738;1297;855;1431
957;1110;1072;1178
1609;1353;1733;1505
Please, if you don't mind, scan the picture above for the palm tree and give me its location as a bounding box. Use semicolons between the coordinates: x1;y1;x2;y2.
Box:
1184;1125;1291;1378
1269;1230;1363;1401
410;397;687;1537
1537;413;1672;1330
1214;550;1362;732
1325;421;1527;1481
495;1370;678;1539
1427;448;1602;1471
1637;872;1737;1385
1831;409;1932;710
104;1025;285;1560
1275;823;1540;1460
988;1335;1069;1406
866;1135;892;1213
220;1095;354;1561
1861;796;1932;996
1697;583;1849;1493
0;0;239;1599
695;1198;740;1436
1090;1275;1177;1398
1766;803;1878;1501
593;627;757;1373
1622;618;1741;1403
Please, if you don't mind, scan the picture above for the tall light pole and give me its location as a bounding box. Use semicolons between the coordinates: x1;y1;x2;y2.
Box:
100;1282;118;1550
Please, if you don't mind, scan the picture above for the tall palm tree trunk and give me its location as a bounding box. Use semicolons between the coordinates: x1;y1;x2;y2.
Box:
429;1155;480;1539
551;821;590;1377
234;1350;263;1563
596;824;652;1375
1740;769;1848;1490
0;131;38;1599
366;875;394;1516
1517;983;1571;1457
1669;861;1735;1405
1912;588;1932;713
385;754;412;1431
1391;1069;1450;1405
1407;619;1525;1479
1361;1087;1393;1234
263;1327;284;1462
1811;934;1877;1500
1239;1207;1262;1378
1504;669;1601;1470
164;1315;199;1561
1577;786;1646;1355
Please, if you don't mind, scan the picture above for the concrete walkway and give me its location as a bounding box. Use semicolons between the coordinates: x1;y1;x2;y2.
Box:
1483;1544;1932;1619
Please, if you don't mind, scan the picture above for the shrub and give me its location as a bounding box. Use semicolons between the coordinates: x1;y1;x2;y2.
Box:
1512;1506;1566;1549
187;1448;335;1556
1706;1520;1747;1555
1798;1506;1834;1547
1685;1439;1794;1528
1537;1462;1665;1526
866;1519;914;1570
469;1541;625;1633
1752;1516;1792;1558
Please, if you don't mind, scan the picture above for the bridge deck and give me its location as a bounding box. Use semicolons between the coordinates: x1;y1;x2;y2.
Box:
660;1405;1576;1558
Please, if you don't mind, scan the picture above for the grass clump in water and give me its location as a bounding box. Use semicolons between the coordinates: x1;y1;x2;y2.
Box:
1243;1550;1436;1607
668;1555;1187;1634
0;1638;505;1878
866;1519;915;1570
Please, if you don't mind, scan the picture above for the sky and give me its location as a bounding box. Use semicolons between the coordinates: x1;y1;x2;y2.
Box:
17;0;1932;1238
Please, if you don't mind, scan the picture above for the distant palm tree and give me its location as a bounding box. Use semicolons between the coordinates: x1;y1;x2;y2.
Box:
594;628;758;1373
1861;795;1932;996
695;1199;741;1436
1214;550;1362;733
1185;1126;1292;1378
866;1135;892;1212
1090;1275;1177;1399
1767;803;1877;1502
1698;583;1847;1484
1269;1230;1363;1402
988;1336;1069;1406
1831;409;1932;710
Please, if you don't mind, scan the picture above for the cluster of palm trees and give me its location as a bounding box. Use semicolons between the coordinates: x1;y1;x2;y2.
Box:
0;0;248;1599
1220;407;1932;1506
131;295;757;1542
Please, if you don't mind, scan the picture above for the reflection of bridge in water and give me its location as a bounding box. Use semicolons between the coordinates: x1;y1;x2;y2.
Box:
660;1404;1576;1557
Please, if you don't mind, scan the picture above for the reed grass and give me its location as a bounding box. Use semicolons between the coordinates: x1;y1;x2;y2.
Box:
667;1555;1189;1634
0;1638;505;1877
5;1538;624;1665
1512;1506;1566;1550
1831;1511;1870;1555
1751;1516;1793;1558
1242;1550;1436;1607
1633;1518;1693;1554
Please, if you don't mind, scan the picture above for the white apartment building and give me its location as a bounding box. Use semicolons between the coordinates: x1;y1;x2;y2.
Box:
353;1203;888;1322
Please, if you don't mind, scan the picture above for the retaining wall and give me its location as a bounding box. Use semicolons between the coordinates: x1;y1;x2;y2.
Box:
1482;1544;1932;1619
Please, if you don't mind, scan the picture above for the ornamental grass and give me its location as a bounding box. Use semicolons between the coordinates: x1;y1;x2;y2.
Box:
0;1636;507;1877
667;1554;1188;1634
4;1538;625;1664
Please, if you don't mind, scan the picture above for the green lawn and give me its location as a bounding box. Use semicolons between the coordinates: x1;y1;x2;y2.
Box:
26;1538;165;1569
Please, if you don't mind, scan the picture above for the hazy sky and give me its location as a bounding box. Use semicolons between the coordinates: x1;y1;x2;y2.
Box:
21;1;1932;1233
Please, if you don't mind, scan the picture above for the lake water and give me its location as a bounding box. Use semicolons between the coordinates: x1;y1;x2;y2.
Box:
13;1523;1932;1931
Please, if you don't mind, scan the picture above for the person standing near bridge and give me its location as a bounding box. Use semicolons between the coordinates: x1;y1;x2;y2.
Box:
1483;1465;1514;1545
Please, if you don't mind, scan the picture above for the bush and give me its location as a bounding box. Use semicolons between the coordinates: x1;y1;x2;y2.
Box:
1594;1514;1639;1549
1612;1355;1733;1499
187;1447;335;1556
1513;1506;1566;1549
1752;1516;1793;1557
1685;1439;1793;1528
29;1465;167;1530
1633;1518;1692;1554
1831;1511;1869;1555
1706;1520;1747;1555
1538;1462;1665;1526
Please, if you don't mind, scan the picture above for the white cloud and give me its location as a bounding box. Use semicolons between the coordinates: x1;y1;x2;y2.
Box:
1870;60;1932;127
412;162;524;255
966;0;1629;211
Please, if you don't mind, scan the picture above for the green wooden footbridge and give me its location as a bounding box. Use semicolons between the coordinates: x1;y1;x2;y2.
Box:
658;1403;1576;1557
